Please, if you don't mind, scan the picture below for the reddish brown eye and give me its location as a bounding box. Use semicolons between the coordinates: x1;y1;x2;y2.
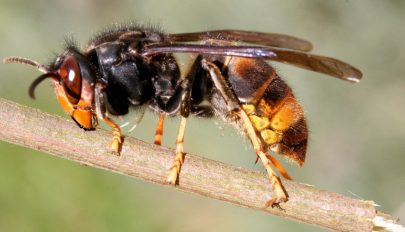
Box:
58;56;82;104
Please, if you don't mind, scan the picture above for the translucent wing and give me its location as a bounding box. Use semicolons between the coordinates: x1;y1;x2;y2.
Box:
168;30;313;51
143;43;362;82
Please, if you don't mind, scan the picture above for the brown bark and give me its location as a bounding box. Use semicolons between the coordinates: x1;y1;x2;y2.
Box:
0;98;402;231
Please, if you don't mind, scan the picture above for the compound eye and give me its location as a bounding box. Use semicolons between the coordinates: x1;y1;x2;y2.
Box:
58;56;82;104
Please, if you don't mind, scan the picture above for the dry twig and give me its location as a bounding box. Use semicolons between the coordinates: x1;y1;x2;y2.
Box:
0;98;403;232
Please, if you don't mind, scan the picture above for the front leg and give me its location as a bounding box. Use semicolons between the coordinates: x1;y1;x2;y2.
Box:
95;83;122;155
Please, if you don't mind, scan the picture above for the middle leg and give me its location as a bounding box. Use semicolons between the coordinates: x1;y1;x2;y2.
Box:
167;116;187;185
165;56;202;185
154;114;165;145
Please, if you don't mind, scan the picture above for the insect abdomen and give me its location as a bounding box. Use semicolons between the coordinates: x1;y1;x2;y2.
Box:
229;58;307;165
249;77;307;165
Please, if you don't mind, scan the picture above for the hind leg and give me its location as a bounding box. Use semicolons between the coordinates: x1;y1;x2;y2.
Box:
239;110;288;206
202;59;288;206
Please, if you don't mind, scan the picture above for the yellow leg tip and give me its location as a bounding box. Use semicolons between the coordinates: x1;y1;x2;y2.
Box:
166;171;178;185
264;177;288;208
264;195;288;209
109;138;121;155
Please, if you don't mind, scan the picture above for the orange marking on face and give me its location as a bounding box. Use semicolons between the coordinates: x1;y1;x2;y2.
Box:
54;81;74;115
72;108;93;129
53;81;94;129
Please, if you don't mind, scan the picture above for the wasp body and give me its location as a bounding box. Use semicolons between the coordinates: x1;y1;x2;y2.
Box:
4;25;362;206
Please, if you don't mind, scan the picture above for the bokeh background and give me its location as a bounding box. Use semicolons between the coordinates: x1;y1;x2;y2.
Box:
0;0;404;231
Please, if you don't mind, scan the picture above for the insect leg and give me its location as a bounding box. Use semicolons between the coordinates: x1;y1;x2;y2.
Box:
154;114;165;145
239;110;288;206
165;56;204;185
201;59;288;206
265;153;292;180
95;83;122;155
151;56;202;117
167;116;187;185
200;59;240;112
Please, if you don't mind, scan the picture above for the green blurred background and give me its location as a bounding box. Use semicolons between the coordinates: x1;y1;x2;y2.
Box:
0;0;404;231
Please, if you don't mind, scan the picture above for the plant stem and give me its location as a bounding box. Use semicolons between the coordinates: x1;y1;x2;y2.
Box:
0;98;402;232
